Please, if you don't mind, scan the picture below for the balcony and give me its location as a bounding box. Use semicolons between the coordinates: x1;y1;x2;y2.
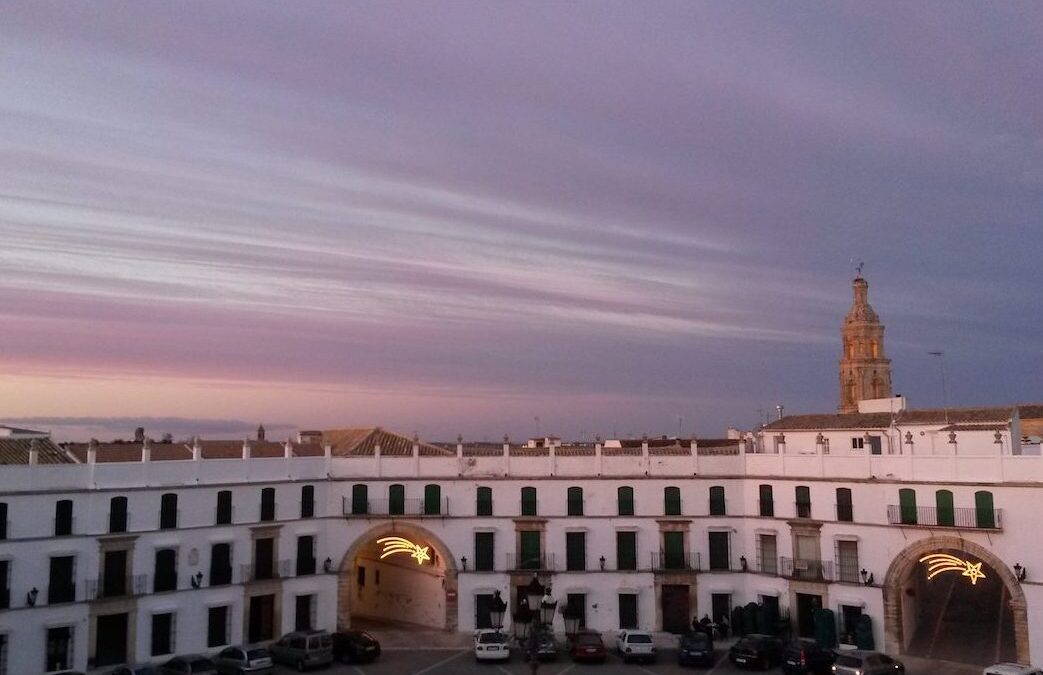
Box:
241;560;292;583
341;497;450;517
47;582;77;604
296;556;317;576
780;557;833;582
210;565;233;586
651;551;701;572
886;505;1002;530
86;574;148;600
506;552;555;572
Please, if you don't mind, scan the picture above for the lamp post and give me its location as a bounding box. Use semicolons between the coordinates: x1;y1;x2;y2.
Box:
860;568;874;586
1014;563;1027;582
515;575;558;673
489;589;507;630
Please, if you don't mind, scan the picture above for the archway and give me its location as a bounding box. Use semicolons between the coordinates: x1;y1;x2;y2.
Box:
883;536;1028;665
336;522;458;632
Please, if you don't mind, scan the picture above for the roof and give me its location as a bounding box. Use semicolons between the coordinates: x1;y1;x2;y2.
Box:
764;405;1021;431
62;439;325;463
0;437;73;464
323;428;452;457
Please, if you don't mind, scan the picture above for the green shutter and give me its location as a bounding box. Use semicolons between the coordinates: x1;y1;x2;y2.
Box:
898;488;917;524
351;484;368;515
618;486;634;516
759;484;774;517
566;532;586;571
474;532;494;571
975;491;995;529
836;488;853;521
708;531;729;570
663;531;684;569
520;531;541;569
424;484;441;515
521;487;537;516
935;490;954;526
664;487;681;516
709;486;726;516
476;487;493;516
795;486;811;518
567;487;584;516
616;531;637;570
388;484;405;515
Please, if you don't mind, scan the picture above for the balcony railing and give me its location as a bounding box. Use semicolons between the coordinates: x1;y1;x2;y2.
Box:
835;560;861;584
240;560;292;583
47;582;77;604
506;552;555;571
86;574;148;600
296;556;317;576
341;497;450;517
651;551;701;571
780;557;832;582
210;565;233;586
756;555;778;576
886;505;1002;529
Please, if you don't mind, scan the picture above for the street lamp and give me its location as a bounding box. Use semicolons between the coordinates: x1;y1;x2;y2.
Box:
1014;563;1027;582
489;590;508;630
860;568;874;586
517;575;558;673
512;600;533;642
561;599;583;639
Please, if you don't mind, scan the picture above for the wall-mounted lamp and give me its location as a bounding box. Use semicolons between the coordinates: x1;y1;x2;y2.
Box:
323;557;333;573
191;571;203;589
860;568;874;586
26;586;38;607
599;555;606;571
461;556;468;571
1014;563;1027;582
739;555;748;572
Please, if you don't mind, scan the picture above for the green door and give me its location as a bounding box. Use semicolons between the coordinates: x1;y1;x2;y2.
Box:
617;487;634;516
351;484;368;515
664;487;681;516
424;484;441;515
975;491;995;528
663;531;685;569
520;531;541;569
898;488;917;525
388;484;405;515
521;487;537;516
709;486;726;516
935;490;954;526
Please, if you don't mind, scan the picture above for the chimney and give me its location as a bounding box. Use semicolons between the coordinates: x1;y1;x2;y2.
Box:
29;438;39;465
141;437;151;462
412;433;420;458
88;438;98;464
242;438;251;460
257;424;266;441
776;405;784;421
192;436;202;461
456;434;463;459
284;438;293;458
134;426;145;443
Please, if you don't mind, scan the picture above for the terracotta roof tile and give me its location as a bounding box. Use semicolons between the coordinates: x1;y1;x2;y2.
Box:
0;437;72;464
764;406;1017;431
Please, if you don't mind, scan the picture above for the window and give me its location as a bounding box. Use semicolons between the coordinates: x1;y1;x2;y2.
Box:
617;486;634;516
867;435;882;454
757;533;777;575
260;487;276;521
618;593;638;629
54;499;73;536
474;532;495;571
836;488;853;522
664;486;681;516
388;484;405;515
616;531;637;571
663;531;685;569
101;549;128;597
836;540;859;583
300;485;315;518
159;493;178;530
254;538;275;580
519;531;541;570
759;484;774;517
566;593;587;629
839;604;863;644
935;489;954;526
351;484;368;515
708;531;729;570
474;593;495;630
521;487;537;516
476;487;493;516
0;559;10;609
851;437;864;450
0;502;6;540
295;595;315;631
975;491;996;528
48;555;75;604
566;532;586;571
207;606;229;648
45;626;73;672
423;484;441;515
566;486;583;516
216;490;232;525
795;486;812;518
109;496;128;533
709;486;726;516
296;536;316;576
154;549;177;592
210;543;232;586
898;488;917;525
711;593;732;625
151;612;175;656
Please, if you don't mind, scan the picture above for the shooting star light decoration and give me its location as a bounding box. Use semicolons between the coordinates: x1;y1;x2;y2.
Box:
377;536;432;565
919;553;986;585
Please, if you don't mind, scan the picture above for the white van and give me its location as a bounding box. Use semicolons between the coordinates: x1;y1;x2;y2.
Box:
983;664;1043;675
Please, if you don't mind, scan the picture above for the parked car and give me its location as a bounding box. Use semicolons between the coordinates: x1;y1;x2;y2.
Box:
616;630;657;663
534;633;559;661
212;645;274;673
981;665;1043;675
160;655;218;674
678;631;715;667
782;639;835;674
268;630;334;671
729;634;784;670
473;629;511;662
106;665;162;675
832;650;905;674
332;630;382;664
569;631;607;663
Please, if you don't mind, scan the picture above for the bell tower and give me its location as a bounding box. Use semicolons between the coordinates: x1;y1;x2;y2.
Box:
839;274;892;413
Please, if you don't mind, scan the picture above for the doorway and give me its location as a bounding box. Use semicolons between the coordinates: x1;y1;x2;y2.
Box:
661;584;690;633
95;612;128;667
248;594;276;643
796;593;822;638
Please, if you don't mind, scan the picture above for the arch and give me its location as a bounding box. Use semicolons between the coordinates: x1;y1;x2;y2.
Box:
336;521;459;632
882;535;1029;663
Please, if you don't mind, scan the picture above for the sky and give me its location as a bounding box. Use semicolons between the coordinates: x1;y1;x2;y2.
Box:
1;2;1040;442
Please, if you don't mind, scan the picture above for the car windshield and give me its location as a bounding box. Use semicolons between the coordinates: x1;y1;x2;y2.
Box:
246;649;271;659
834;654;863;667
683;634;711;647
478;632;506;644
628;634;653;643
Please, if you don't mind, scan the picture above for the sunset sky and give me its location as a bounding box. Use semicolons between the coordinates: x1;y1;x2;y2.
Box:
1;2;1040;441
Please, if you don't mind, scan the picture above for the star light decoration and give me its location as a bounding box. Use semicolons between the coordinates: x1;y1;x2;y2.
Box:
377;536;432;565
919;553;986;585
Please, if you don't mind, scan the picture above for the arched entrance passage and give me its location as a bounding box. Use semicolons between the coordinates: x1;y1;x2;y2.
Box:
883;536;1028;665
336;522;458;632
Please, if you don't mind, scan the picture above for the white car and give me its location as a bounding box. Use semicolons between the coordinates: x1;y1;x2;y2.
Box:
616;630;656;663
983;665;1043;675
474;630;511;662
831;650;904;675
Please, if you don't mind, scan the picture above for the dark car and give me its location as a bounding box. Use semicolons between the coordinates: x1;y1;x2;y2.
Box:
160;655;218;674
535;633;559;661
781;639;835;674
106;666;162;675
729;634;784;670
678;631;715;667
569;631;606;663
332;631;381;664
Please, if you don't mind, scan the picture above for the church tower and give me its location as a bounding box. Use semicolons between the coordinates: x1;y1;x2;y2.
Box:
839;275;892;413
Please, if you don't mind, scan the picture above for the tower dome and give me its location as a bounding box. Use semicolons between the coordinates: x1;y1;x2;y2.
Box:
839;275;892;413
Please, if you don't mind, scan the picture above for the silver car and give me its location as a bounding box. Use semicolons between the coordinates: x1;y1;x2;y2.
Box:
213;646;273;674
832;650;904;675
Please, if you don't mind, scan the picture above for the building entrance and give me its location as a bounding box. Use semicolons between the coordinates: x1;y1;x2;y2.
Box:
795;593;821;639
94;612;128;667
661;585;690;634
